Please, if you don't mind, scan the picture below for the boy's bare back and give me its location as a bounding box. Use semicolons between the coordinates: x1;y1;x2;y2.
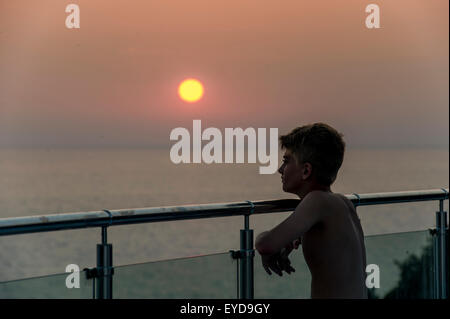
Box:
301;192;367;298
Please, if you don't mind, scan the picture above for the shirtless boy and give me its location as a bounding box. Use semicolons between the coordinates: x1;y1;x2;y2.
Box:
255;123;368;299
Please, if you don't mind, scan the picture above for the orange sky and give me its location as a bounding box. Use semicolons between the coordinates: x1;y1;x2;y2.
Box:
0;0;448;148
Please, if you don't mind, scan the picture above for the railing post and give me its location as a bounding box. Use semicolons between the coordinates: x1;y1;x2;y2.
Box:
432;228;439;299
239;214;254;299
96;226;113;299
435;200;448;299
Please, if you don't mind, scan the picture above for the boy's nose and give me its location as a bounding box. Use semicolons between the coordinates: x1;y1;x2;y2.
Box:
278;165;283;174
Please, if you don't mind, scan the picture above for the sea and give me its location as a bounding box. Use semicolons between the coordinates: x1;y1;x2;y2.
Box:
0;147;448;282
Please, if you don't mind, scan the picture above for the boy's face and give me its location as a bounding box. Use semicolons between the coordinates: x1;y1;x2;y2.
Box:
278;149;306;194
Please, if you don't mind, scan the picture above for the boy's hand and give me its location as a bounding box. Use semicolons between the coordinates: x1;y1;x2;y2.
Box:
278;246;296;274
261;253;283;276
261;245;296;276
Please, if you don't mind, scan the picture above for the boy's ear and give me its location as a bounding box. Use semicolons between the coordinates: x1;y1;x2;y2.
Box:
303;162;312;177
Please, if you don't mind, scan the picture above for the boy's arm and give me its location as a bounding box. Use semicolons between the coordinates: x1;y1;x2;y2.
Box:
255;191;328;255
255;231;270;245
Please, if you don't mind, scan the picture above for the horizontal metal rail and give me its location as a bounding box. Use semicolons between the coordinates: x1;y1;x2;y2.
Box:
0;188;448;237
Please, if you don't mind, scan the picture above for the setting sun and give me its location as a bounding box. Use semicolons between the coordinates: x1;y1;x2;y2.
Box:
178;78;204;103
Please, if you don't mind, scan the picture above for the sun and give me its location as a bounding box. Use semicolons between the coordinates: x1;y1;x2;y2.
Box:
178;78;204;103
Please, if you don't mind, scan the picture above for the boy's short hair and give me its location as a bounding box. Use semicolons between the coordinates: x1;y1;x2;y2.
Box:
279;123;345;186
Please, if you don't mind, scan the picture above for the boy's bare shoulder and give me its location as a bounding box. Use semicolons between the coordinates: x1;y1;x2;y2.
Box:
304;190;335;199
298;191;338;218
304;190;348;204
300;190;332;208
303;191;355;213
333;192;357;209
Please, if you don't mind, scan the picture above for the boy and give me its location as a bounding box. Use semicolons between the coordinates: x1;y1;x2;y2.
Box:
255;123;367;299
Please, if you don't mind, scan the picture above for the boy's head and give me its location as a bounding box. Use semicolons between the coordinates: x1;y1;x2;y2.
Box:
278;123;345;194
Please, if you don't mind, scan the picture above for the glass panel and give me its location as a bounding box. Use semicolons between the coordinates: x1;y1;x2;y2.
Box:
113;252;237;298
0;230;436;299
254;248;311;299
365;230;434;299
254;230;434;299
0;270;93;299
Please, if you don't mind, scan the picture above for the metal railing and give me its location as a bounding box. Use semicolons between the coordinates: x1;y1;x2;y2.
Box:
0;188;448;299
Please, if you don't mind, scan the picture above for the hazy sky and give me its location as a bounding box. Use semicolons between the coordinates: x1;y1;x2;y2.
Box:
0;0;448;148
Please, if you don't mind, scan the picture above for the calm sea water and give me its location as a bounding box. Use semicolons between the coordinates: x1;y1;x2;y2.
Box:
0;147;448;281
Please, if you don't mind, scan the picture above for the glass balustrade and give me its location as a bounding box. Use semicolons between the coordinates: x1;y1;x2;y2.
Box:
0;230;437;299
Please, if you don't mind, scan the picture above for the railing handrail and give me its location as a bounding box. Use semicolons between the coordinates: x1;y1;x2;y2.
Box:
0;188;448;237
